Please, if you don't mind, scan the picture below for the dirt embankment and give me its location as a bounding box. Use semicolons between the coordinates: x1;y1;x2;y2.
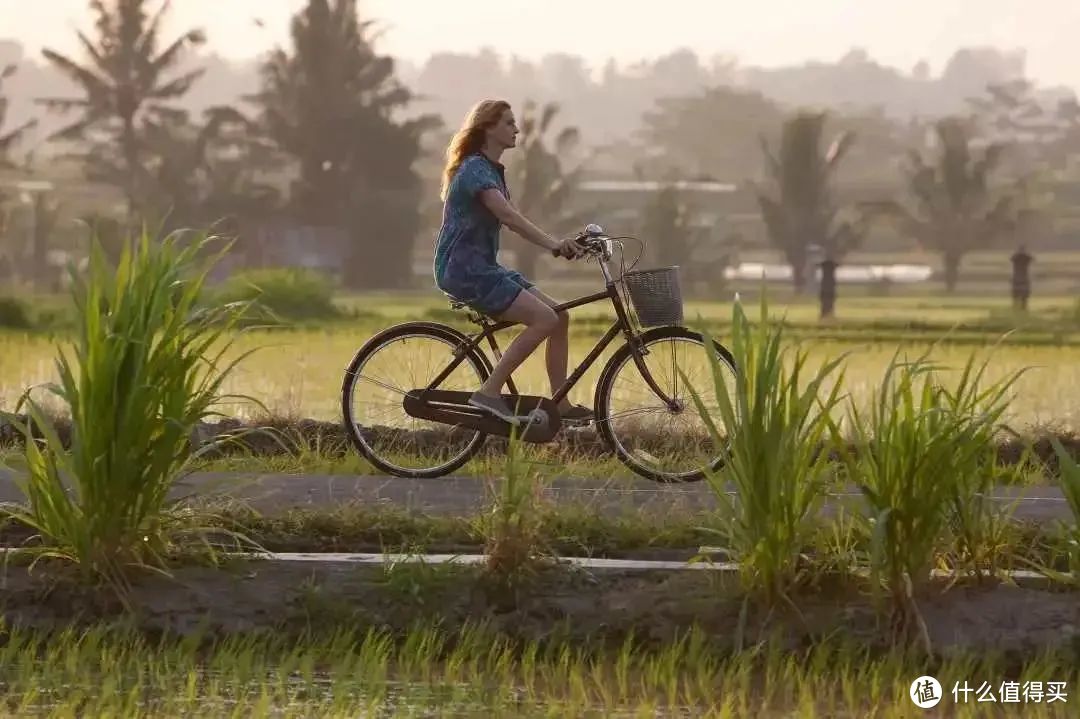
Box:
2;414;1078;474
2;560;1077;660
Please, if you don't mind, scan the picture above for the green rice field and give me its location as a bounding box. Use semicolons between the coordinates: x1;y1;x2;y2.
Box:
6;293;1080;431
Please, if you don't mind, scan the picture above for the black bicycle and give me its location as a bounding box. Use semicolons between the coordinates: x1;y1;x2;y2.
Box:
341;224;738;482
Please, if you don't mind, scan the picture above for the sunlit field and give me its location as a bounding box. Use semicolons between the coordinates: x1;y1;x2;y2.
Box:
5;293;1080;432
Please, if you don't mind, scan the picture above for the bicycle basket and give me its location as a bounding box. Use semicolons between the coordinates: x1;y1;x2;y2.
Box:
623;266;684;327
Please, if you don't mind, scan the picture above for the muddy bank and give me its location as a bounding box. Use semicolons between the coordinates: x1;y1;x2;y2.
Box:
2;414;1077;474
2;559;1077;659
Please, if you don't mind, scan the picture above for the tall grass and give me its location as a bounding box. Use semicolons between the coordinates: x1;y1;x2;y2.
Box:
831;345;1023;651
474;428;552;582
937;349;1029;581
0;230;261;593
1043;437;1080;584
686;294;847;618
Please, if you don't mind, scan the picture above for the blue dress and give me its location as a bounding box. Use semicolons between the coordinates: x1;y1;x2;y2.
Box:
433;153;533;316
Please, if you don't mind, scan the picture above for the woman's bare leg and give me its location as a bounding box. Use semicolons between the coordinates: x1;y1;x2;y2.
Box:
527;288;575;411
477;290;558;398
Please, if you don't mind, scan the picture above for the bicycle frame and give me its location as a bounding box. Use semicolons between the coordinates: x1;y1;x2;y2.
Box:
424;265;677;409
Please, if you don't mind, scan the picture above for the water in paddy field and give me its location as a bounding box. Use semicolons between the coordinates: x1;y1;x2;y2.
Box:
14;671;699;717
724;262;934;283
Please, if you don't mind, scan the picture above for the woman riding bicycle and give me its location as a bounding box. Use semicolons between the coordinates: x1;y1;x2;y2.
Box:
434;99;593;424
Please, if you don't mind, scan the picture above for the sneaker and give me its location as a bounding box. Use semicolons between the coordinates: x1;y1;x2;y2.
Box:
560;404;594;425
468;392;521;424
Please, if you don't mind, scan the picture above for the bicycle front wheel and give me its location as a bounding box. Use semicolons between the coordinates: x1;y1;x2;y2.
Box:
342;322;490;478
595;326;736;483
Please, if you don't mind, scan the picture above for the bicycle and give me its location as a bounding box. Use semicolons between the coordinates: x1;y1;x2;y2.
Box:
341;224;738;482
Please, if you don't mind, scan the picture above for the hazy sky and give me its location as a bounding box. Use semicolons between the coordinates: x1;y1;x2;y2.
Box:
2;0;1079;91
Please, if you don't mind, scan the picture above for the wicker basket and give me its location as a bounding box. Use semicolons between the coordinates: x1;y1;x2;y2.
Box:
623;266;684;327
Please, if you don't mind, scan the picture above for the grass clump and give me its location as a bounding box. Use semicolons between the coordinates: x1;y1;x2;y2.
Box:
474;429;553;583
0;293;32;329
0;229;262;594
207;267;342;324
831;345;1024;651
1039;437;1080;584
688;294;847;618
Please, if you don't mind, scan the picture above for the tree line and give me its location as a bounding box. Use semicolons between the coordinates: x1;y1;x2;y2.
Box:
0;0;1078;307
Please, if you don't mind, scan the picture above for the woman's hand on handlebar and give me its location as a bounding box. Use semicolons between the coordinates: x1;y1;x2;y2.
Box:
552;236;585;259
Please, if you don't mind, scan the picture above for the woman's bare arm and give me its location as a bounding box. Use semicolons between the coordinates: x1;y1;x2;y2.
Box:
479;189;559;252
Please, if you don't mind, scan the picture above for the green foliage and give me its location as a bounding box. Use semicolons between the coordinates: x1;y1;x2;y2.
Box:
0;228;261;595
473;428;552;583
830;345;1024;651
641;86;784;180
756;111;867;293
868;117;1022;292
1044;437;1080;584
507;100;589;277
252;0;439;290
0;622;1075;715
686;293;847;615
0;62;37;165
640;184;698;267
0;294;32;328
208;267;343;323
38;0;207;215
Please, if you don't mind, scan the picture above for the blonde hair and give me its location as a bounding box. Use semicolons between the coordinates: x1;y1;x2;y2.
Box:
440;99;511;201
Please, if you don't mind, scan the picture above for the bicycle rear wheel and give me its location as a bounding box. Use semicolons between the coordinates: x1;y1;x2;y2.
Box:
342;322;490;478
595;325;736;482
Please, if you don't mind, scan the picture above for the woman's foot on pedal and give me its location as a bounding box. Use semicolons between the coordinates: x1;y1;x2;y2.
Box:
560;403;594;425
468;392;520;424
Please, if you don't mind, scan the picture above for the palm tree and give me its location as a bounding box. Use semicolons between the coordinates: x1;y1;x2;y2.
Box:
756;111;867;316
1;62;39;280
869;117;1018;293
36;0;206;218
508;100;590;279
251;0;438;289
0;63;37;166
140;106;283;231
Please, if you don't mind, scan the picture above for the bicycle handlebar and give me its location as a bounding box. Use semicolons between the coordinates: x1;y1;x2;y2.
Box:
550;224;609;259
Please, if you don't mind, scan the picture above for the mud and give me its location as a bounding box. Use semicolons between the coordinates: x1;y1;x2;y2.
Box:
2;559;1077;658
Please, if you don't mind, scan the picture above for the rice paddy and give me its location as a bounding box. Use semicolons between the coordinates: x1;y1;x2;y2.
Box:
4;272;1080;717
6;293;1080;430
0;621;1074;717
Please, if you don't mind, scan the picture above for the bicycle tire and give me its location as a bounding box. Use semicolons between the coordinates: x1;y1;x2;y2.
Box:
341;321;492;478
594;325;737;483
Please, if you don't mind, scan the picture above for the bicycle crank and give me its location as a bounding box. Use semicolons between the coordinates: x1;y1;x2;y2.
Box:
402;390;563;443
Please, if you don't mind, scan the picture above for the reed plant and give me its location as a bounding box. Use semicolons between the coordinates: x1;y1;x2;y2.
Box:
0;229;263;594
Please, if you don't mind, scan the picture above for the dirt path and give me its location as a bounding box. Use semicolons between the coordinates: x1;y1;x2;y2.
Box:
0;469;1071;520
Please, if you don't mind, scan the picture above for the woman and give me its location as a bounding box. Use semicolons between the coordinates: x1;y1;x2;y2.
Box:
434;99;592;424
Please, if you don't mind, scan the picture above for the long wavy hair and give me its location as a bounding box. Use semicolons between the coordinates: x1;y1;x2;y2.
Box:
440;99;511;201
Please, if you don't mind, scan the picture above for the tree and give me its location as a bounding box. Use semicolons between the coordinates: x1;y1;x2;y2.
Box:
640;86;784;181
37;0;206;218
640;183;696;269
251;0;438;289
756;111;867;315
0;63;36;166
140;106;283;231
869;117;1019;293
507;100;589;279
0;62;37;277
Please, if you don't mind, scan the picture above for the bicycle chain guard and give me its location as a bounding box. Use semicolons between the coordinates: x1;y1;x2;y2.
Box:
402;390;562;443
